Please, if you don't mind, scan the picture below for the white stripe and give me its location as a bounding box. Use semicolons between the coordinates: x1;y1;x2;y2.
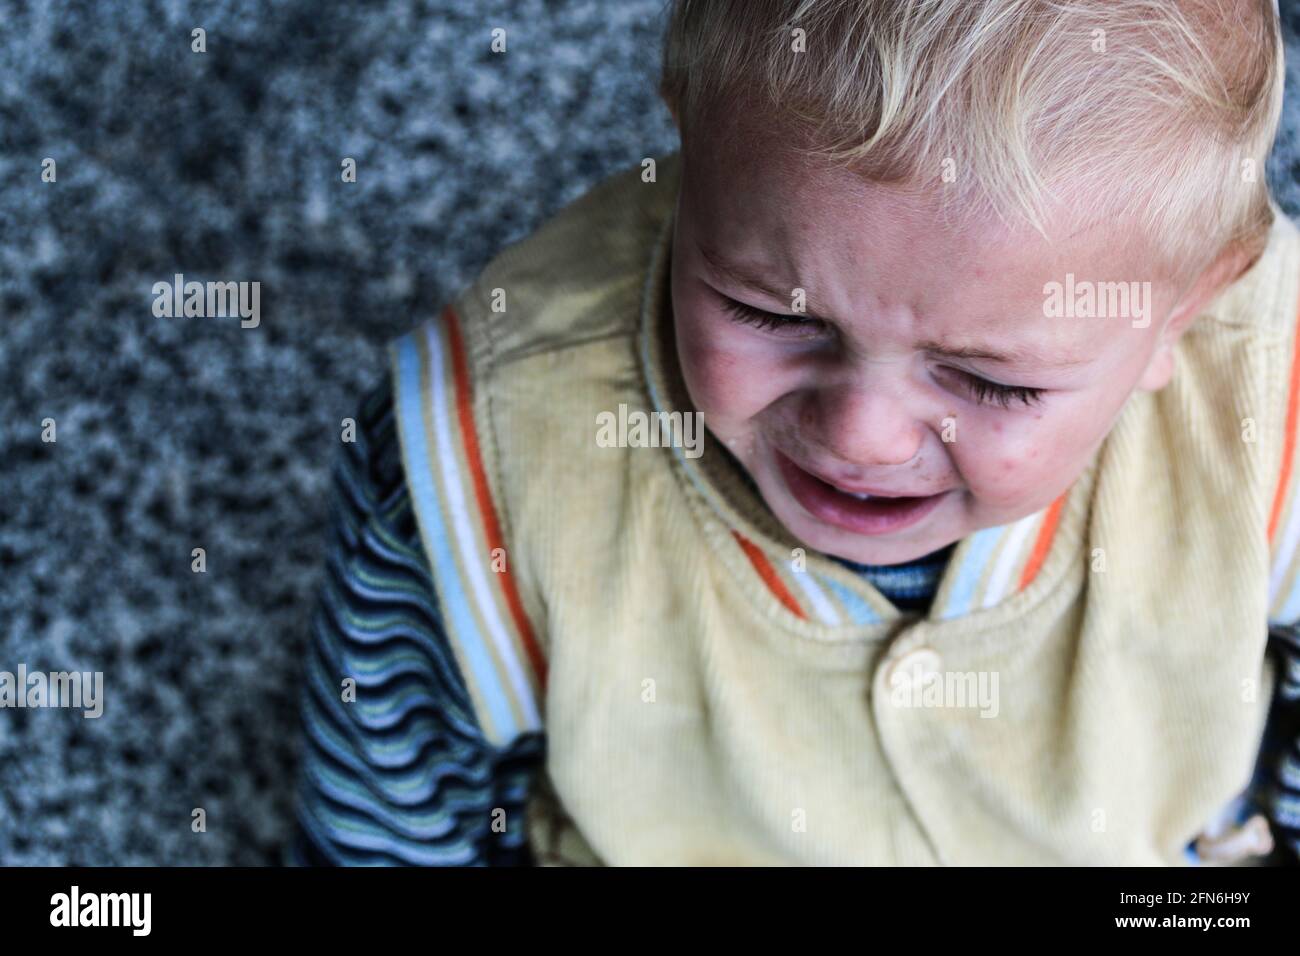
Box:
786;561;841;625
1269;486;1300;605
424;322;542;731
980;512;1040;609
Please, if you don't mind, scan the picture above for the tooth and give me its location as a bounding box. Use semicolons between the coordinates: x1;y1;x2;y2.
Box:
846;491;873;500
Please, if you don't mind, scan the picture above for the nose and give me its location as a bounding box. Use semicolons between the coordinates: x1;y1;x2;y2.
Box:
804;382;922;469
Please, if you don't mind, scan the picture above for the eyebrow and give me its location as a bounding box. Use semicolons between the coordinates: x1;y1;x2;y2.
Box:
700;244;1094;371
916;340;1095;369
699;244;803;305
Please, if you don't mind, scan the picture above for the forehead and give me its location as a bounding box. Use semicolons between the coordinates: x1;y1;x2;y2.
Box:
680;137;1167;366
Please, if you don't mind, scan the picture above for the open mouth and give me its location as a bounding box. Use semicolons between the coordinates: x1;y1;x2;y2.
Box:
774;450;948;536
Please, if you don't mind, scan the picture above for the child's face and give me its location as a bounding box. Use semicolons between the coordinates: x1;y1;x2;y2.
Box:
669;135;1200;566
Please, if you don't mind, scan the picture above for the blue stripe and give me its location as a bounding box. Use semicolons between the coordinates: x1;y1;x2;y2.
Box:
939;527;1005;620
1278;580;1300;625
823;578;882;624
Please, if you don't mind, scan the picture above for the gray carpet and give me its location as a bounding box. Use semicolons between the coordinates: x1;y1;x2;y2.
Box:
0;0;1298;865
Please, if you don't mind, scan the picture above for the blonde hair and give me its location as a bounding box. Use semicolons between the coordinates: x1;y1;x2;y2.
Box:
660;0;1285;280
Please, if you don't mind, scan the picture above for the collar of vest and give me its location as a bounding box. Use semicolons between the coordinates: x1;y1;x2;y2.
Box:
634;171;1101;633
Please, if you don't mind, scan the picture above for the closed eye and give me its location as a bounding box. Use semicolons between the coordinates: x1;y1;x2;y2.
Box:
720;297;825;335
951;370;1045;409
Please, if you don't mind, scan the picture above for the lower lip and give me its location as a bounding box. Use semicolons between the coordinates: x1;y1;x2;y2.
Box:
774;451;949;536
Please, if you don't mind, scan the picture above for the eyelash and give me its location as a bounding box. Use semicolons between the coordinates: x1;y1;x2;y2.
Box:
719;298;1046;410
962;377;1045;410
721;297;823;334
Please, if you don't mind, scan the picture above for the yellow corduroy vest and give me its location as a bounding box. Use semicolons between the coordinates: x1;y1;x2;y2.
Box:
389;151;1300;865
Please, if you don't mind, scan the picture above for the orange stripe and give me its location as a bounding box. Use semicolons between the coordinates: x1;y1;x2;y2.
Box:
444;305;548;691
1267;293;1300;543
1017;492;1067;591
732;531;806;619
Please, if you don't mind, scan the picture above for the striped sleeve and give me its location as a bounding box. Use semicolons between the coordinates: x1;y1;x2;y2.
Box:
291;379;544;866
1255;623;1300;864
389;305;547;749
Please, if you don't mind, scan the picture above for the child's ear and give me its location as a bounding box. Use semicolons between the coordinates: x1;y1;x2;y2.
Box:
1137;242;1258;392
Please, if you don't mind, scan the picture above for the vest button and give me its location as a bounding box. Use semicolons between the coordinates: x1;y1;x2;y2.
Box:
884;647;943;689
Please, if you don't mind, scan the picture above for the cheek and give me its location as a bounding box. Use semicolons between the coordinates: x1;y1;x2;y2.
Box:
950;413;1083;507
675;309;781;422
